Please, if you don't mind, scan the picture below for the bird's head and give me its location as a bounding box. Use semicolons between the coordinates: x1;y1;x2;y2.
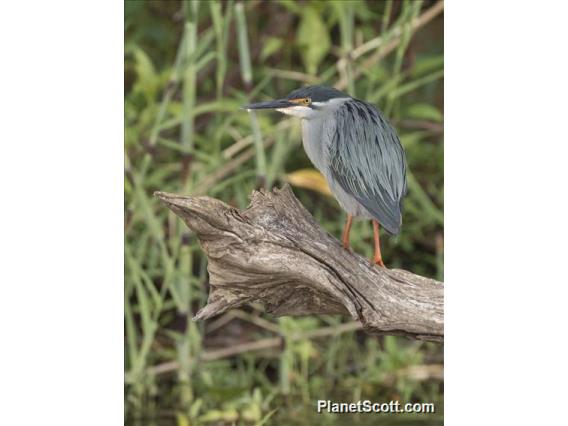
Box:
242;85;350;119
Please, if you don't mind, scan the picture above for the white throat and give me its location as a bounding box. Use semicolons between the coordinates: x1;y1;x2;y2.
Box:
277;97;351;119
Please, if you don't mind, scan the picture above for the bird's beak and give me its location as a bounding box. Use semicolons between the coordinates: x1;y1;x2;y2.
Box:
241;99;294;110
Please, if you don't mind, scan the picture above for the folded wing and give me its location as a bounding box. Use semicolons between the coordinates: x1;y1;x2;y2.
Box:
328;100;407;235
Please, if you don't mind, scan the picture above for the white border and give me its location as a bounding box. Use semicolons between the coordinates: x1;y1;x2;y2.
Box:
446;1;568;424
1;1;568;424
0;1;123;424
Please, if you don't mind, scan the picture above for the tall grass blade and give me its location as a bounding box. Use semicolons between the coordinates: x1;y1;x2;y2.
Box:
236;2;266;187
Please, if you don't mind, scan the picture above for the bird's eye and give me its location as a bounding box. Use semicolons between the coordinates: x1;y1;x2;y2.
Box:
303;98;311;105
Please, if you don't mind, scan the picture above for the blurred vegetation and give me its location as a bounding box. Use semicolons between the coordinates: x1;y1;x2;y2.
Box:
125;0;444;425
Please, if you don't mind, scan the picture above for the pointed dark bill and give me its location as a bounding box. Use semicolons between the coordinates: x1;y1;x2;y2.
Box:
241;99;294;110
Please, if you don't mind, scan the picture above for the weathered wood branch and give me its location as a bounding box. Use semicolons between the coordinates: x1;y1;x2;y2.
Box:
155;185;443;342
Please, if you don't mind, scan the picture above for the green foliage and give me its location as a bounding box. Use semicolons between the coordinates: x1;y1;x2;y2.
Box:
297;6;331;75
125;0;444;424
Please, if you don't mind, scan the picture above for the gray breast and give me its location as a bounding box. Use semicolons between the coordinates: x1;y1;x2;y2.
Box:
301;114;372;219
301;119;326;172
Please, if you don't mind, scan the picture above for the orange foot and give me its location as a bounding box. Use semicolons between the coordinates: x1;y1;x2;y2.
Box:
342;214;353;250
372;255;385;268
372;220;386;267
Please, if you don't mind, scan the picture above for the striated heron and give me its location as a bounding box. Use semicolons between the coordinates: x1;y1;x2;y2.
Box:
243;85;407;267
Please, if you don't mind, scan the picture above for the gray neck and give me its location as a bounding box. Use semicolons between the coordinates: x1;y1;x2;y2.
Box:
301;118;326;173
300;97;350;176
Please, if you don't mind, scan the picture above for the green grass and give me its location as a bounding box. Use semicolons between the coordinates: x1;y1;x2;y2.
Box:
125;0;444;424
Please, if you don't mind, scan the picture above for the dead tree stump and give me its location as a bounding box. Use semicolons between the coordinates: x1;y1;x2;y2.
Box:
155;185;443;342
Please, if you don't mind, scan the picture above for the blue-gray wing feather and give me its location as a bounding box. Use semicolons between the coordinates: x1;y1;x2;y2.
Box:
328;99;407;234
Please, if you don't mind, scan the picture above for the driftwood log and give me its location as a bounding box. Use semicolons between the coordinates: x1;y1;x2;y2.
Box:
155;186;443;342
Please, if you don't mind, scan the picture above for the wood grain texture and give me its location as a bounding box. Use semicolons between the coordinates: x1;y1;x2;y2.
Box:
155;185;443;342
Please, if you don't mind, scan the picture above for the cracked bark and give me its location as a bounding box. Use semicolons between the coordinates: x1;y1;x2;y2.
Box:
155;185;443;342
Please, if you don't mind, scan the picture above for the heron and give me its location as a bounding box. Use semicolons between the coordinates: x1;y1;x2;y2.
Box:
243;85;407;267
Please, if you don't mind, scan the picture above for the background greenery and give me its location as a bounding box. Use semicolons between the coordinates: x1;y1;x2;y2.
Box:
125;1;443;424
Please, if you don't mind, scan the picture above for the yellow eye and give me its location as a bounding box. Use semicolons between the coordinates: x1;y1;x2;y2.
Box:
290;97;312;105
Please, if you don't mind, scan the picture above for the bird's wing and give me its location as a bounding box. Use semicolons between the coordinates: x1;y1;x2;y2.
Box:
327;100;407;234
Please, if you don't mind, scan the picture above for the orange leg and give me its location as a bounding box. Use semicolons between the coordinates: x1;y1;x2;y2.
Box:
372;220;386;267
342;214;353;249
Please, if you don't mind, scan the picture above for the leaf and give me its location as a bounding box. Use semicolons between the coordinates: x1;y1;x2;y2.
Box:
260;37;284;60
257;409;278;426
412;54;444;77
190;398;203;418
131;47;160;99
406;103;443;122
285;168;332;196
297;7;331;75
241;403;261;422
295;340;316;360
176;413;190;426
199;408;239;423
